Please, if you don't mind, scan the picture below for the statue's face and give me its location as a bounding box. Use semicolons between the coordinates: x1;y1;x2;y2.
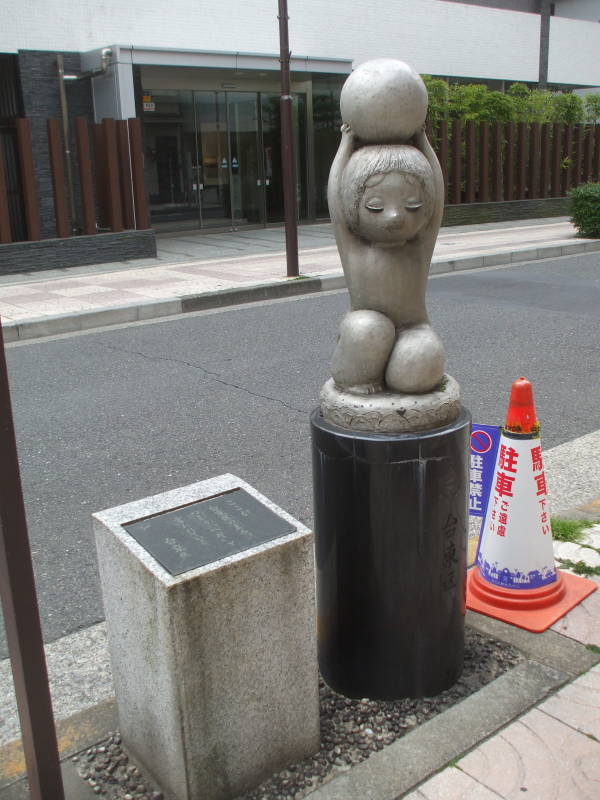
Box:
356;172;430;246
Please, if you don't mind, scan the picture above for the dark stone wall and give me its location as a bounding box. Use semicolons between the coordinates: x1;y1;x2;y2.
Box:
442;197;569;226
0;229;156;274
17;50;94;239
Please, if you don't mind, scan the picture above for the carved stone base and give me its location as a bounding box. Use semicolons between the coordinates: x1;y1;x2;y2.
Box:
319;374;461;433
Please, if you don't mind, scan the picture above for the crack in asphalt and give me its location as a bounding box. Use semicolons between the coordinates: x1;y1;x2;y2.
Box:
95;342;308;416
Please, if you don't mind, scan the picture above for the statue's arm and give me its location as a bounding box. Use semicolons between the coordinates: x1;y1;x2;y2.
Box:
327;123;355;227
414;127;444;260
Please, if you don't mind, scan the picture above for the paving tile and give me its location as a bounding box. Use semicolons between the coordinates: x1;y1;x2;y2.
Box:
580;528;600;548
551;576;600;645
50;284;115;296
554;540;600;568
55;289;146;306
458;707;600;799
0;292;55;305
75;278;185;291
540;664;600;740
0;285;53;297
405;767;502;799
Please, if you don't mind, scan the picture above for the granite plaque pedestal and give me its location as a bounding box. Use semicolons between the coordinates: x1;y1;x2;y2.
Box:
311;408;470;700
93;474;319;800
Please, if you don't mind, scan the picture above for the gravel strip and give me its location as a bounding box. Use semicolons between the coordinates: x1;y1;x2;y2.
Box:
74;627;522;800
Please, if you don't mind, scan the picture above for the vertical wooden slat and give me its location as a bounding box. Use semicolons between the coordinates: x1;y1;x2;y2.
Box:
516;122;527;200
479;122;489;202
594;125;600;181
540;124;551;198
46;119;70;238
102;118;123;232
75;117;96;236
15;119;41;241
574;124;584;187
128;118;149;229
92;124;108;229
425;118;433;144
117;120;135;230
439;120;449;202
551;123;562;197
505;122;515;201
491;122;503;202
563;124;574;194
0;139;12;243
583;125;594;183
465;121;476;203
528;122;541;200
450;120;462;205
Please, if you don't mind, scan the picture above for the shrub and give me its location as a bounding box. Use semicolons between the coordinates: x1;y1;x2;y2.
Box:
552;93;585;125
584;94;600;124
569;183;600;237
421;75;449;124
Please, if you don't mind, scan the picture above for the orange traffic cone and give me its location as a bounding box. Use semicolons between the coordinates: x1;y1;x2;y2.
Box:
466;377;597;632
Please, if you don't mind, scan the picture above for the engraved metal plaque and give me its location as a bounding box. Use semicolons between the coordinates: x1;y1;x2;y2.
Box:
123;488;296;576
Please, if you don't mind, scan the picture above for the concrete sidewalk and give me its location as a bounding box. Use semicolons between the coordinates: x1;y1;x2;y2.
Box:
1;217;600;342
1;429;599;799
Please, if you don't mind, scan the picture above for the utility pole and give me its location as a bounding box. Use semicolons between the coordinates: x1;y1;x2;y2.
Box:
278;0;299;278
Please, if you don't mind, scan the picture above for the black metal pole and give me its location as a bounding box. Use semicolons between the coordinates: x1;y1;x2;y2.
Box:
278;0;299;278
0;317;65;800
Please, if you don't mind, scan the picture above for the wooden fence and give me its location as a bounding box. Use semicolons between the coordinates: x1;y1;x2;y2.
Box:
0;116;149;244
426;121;600;206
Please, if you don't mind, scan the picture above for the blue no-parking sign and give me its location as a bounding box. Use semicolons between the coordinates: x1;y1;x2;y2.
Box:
469;424;501;519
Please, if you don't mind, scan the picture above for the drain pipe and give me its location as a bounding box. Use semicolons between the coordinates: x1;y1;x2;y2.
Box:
57;48;112;233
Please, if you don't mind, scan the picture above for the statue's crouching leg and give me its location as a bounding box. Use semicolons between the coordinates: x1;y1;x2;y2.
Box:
331;310;395;395
385;324;445;394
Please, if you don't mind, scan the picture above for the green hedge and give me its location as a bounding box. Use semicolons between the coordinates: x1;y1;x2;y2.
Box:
569;183;600;238
421;76;600;125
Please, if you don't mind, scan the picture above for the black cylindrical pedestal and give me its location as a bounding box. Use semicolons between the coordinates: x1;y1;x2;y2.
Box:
311;407;470;700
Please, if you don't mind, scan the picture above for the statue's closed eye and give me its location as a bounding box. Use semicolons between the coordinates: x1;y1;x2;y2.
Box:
365;198;384;212
406;199;423;212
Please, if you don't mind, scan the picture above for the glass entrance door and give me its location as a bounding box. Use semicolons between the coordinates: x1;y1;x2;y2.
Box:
227;92;263;228
142;90;200;229
260;93;307;224
194;91;230;228
144;86;307;231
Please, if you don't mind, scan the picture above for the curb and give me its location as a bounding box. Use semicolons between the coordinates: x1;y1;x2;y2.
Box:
3;238;600;343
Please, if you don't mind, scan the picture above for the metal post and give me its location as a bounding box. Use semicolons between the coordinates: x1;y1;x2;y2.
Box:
0;318;65;800
278;0;299;278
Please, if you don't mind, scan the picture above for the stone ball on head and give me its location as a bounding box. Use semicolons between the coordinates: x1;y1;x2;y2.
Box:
340;59;428;144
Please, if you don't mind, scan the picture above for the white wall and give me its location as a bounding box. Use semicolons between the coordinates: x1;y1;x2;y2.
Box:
548;15;600;85
0;0;541;82
290;0;540;81
3;0;598;87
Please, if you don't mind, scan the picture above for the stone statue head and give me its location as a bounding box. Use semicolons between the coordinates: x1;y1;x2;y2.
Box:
340;144;435;246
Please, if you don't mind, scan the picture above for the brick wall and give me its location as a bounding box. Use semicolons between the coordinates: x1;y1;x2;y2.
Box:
442;197;569;226
17;50;94;239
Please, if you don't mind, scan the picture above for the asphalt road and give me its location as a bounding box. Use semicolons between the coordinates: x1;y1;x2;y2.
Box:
2;251;600;656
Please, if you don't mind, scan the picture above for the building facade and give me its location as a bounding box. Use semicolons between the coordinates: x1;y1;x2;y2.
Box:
1;0;599;236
